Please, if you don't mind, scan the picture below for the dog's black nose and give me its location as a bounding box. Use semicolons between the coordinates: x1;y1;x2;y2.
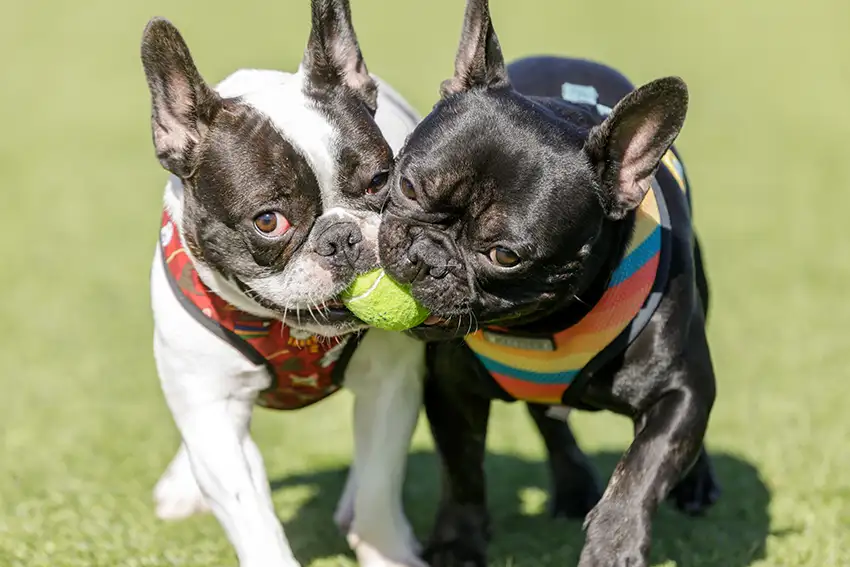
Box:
314;218;362;266
407;238;451;280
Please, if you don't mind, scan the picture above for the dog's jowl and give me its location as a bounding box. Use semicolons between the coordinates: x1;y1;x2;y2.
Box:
142;2;430;566
378;1;719;565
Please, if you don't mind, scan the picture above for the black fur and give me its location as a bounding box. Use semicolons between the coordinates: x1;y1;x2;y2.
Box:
302;0;378;112
378;1;719;565
302;0;397;212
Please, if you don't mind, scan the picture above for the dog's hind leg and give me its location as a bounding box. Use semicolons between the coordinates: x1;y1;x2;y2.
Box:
693;235;710;317
666;443;721;515
525;404;602;520
153;442;210;520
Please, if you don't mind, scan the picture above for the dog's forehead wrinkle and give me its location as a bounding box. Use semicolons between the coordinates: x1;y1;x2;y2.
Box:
221;70;337;213
197;100;328;221
209;70;396;231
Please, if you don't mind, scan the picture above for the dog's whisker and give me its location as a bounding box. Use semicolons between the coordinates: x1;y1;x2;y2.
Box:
468;309;480;335
307;304;321;328
379;193;391;215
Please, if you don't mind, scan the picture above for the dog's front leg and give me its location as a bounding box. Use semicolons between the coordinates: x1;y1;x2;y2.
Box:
152;255;296;567
156;355;296;567
343;329;426;567
421;342;491;567
578;339;715;567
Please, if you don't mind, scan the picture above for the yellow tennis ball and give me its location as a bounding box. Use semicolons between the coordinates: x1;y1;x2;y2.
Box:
342;269;430;331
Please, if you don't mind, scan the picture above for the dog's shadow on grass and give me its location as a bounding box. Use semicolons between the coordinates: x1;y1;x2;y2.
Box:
273;450;773;566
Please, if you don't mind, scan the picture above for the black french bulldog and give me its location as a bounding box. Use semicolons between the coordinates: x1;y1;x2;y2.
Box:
378;1;719;565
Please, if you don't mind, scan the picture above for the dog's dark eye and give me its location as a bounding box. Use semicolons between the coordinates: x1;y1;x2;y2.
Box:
253;212;290;237
400;177;416;200
366;171;390;195
488;246;521;267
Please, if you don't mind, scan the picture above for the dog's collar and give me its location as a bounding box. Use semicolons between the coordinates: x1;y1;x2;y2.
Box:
158;209;363;410
465;149;687;406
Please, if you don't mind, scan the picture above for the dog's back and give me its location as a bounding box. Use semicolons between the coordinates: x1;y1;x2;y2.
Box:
507;56;634;110
508;56;710;314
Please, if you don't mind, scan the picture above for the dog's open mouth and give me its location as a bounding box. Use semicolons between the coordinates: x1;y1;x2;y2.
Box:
417;313;470;333
273;296;354;325
288;298;352;324
233;277;354;325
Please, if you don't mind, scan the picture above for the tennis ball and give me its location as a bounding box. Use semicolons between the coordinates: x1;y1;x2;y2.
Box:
342;269;430;331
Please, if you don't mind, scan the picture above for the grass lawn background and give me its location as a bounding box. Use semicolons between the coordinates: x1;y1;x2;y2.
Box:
2;0;849;565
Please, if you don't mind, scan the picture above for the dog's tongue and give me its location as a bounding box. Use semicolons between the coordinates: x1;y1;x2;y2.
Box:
423;315;446;326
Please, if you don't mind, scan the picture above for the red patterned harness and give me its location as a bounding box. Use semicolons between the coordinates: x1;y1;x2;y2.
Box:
159;210;361;410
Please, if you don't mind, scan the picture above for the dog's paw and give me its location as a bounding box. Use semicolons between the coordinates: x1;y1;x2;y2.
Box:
423;541;486;567
668;450;721;516
153;478;210;520
153;459;209;521
348;533;427;567
578;502;650;567
422;504;488;567
342;515;421;558
578;546;647;567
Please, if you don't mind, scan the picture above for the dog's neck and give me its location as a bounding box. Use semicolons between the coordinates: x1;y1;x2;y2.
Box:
503;213;636;335
163;175;285;322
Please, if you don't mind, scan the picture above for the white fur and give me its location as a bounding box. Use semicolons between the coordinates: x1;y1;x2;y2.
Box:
342;330;427;567
153;443;209;520
152;67;425;567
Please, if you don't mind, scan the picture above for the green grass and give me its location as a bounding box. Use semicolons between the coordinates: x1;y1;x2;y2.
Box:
2;0;850;565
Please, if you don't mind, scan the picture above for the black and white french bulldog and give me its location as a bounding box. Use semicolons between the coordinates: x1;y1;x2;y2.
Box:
142;2;429;566
379;1;720;565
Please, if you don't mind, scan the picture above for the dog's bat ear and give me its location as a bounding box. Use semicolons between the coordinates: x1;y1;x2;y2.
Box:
140;18;220;178
302;0;377;114
440;0;510;98
584;77;689;220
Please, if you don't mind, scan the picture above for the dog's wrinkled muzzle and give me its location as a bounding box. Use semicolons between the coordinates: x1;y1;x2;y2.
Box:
380;215;457;283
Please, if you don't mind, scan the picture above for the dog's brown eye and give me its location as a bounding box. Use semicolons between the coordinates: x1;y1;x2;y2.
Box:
489;246;520;267
366;171;389;195
401;177;416;200
254;212;290;237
